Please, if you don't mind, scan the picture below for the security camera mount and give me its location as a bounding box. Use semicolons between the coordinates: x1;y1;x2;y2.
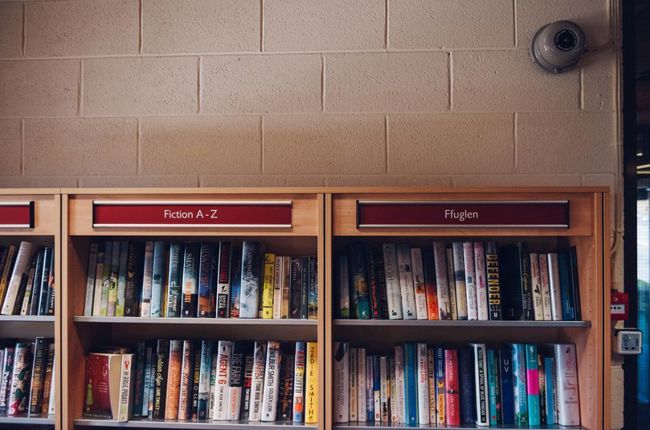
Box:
531;20;587;74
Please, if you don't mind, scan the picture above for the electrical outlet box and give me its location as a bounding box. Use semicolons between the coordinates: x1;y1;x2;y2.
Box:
614;329;643;355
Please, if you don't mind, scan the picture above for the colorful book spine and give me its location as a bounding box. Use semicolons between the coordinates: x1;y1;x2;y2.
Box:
141;344;153;417
197;243;216;318
8;343;32;416
485;242;502;320
357;347;367;422
474;242;489;321
416;343;430;424
487;348;500;426
239;242;261;318
382;243;403;319
117;354;133;422
239;352;254;420
538;253;553;321
396;244;417;320
337;255;350;318
558;251;575;320
124;242;143;317
435;346;446;426
305;342;318;424
544;356;556;425
273;255;284;319
281;256;290;319
349;243;371;319
139;241;153;317
261;253;276;319
427;346;437;424
0;347;15;415
422;248;439;320
530;253;544;320
471;343;488;426
177;340;194;420
149;241;165;317
115;241;129;317
554;344;580;426
197;341;213;420
290;257;303;319
278;350;294;420
164;340;182;420
27;249;44;316
181;243;200;318
28;337;48;416
379;355;389;422
293;341;306;423
40;342;55;417
229;247;242;318
538;354;546;425
307;256;318;320
366;247;382;319
446;248;458;320
333;342;349;422
394;345;405;423
1;241;32;315
14;254;35;316
216;242;232;318
445;349;460;426
410;248;429;320
84;243;99;316
512;343;529;427
260;341;281;422
433;242;452;320
403;343;418;425
107;240;120;317
525;344;541;426
372;355;380;422
227;342;246;421
165;242;183;318
0;245;17;307
213;341;232;420
349;347;358;421
300;256;309;319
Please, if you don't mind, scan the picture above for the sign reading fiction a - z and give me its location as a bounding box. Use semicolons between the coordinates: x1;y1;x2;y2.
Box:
356;200;570;228
92;200;292;228
0;202;34;228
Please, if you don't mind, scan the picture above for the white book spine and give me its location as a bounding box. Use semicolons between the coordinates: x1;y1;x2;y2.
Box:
446;248;458;320
451;242;468;320
417;343;430;425
357;348;367;422
472;343;489;427
409;248;429;320
84;244;99;316
538;253;553;320
433;242;452;319
530;252;545;320
389;356;398;423
333;342;350;422
1;241;32;315
260;341;281;422
349;347;358;422
48;357;55;415
92;251;105;317
273;256;283;319
554;344;581;426
396;244;417;320
463;242;478;320
379;356;389;423
140;241;154;317
213;341;232;420
427;346;437;424
394;345;405;424
547;253;564;320
382;243;403;319
239;242;261;318
292;342;306;423
474;242;489;321
117;354;133;422
248;341;267;422
149;241;164;318
338;255;350;318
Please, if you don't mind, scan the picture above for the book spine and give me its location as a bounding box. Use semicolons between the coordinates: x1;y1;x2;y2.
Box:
305;342;318;424
290;257;303;319
433;242;452;320
471;343;488;426
538;354;546;425
28;249;44;316
474;242;489;321
519;244;534;320
498;244;525;320
538;253;553;321
427;346;437;424
181;243;199;318
239;242;261;318
124;242;143;317
445;248;458;320
333;342;349;422
308;256;318;320
485;242;502;320
388;355;397;423
261;253;276;319
445;349;460;426
349;243;371;319
357;348;367;422
14;255;35;316
558;251;575;320
216;241;232;318
1;241;32;315
416;343;430;425
499;346;515;425
139;241;154;317
366;247;381;319
281;256;291;319
396;244;417;320
164;340;182;420
292;342;306;423
153;339;169;419
434;346;446;426
260;341;281;422
118;354;134;422
403;343;417;425
40;342;55;416
239;352;254;420
197;243;215;318
28;337;47;416
365;355;374;421
544;356;556;426
300;256;309;319
525;344;541;426
227;342;245;421
44;248;55;316
422;248;439;320
379;355;389;423
272;255;283;319
197;341;213;420
459;347;475;425
554;344;580;426
277;350;294;421
349;347;358;422
141;344;153;417
530;253;544;320
132;342;146;417
410;248;429;320
486;348;500;426
149;241;165;317
114;241;129;317
372;355;380;423
213;340;232;420
208;350;218;417
382;243;403;319
0;245;17;306
249;341;267;421
547;253;564;320
0;347;15;415
337;255;350;318
569;247;582;320
451;242;468;320
229;247;242;318
84;244;99;316
164;242;182;318
8;342;32;416
463;242;478;320
106;241;120;316
512;343;529;427
190;343;201;420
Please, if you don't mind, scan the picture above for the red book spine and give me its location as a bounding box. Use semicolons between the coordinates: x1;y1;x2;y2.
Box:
444;349;460;426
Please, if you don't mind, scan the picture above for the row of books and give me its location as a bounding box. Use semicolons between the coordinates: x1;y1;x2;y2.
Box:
83;240;317;320
0;242;55;316
333;342;580;428
337;241;581;321
0;338;55;417
83;340;318;424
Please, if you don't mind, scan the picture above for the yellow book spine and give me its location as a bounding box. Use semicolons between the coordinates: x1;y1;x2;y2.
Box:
261;253;276;319
305;342;318;424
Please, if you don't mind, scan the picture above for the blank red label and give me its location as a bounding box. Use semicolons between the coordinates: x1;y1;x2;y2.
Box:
92;201;292;228
0;202;34;228
357;200;569;228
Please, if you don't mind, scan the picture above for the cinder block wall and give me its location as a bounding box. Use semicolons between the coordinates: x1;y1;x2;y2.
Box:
0;0;623;426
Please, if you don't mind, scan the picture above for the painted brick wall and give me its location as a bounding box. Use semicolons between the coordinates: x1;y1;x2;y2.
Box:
0;1;623;426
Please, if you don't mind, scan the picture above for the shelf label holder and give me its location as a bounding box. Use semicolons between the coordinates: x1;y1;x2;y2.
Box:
0;201;34;228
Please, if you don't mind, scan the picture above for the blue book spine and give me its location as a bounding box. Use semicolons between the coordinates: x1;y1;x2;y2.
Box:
525;344;541;426
349;242;371;319
544;357;556;425
373;354;381;422
512;344;529;427
459;348;475;425
404;343;418;425
366;355;374;422
197;340;213;420
558;252;575;320
150;241;165;317
487;349;499;426
499;346;515;425
229;247;242;318
435;346;446;426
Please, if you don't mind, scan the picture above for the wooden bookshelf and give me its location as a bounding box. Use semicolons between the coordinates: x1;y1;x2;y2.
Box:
325;188;610;430
62;189;326;430
0;189;62;429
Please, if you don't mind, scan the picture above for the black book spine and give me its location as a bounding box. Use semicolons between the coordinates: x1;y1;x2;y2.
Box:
45;250;55;315
497;244;524;320
366;246;381;319
29;250;44;316
485;242;502;320
124;242;144;317
289;257;302;319
373;248;389;319
519;243;533;321
190;342;201;420
13;258;35;315
239;353;255;420
37;247;52;316
216;241;231;318
133;341;146;417
153;339;169;419
28;337;48;416
459;347;475;425
181;243;200;318
569;246;582;320
300;256;309;319
277;350;294;421
308;256;318;320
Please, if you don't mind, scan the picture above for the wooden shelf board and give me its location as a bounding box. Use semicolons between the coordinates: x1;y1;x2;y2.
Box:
333;319;591;328
74;317;317;326
74;419;317;428
333;424;585;430
0;315;55;323
0;416;55;425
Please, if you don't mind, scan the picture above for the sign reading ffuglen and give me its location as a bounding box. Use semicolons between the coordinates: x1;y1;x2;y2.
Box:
356;200;569;228
0;202;34;228
92;200;292;228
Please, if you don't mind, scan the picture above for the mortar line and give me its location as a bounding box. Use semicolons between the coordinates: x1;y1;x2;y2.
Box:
260;116;265;173
139;0;143;54
385;0;390;50
197;57;202;114
137;118;142;174
448;51;453;110
22;3;26;56
513;0;518;47
78;60;84;116
580;67;585;110
20;119;25;175
321;55;326;112
385;115;389;173
513;112;518;171
260;0;264;52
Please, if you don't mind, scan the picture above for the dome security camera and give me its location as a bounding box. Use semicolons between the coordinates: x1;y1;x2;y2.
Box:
531;21;587;74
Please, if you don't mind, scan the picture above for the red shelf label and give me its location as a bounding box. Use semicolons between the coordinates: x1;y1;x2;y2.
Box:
0;202;34;228
357;200;569;228
92;200;292;228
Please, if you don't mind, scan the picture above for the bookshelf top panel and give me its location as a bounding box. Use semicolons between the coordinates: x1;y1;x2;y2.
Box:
0;193;59;236
332;191;603;237
67;193;320;237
